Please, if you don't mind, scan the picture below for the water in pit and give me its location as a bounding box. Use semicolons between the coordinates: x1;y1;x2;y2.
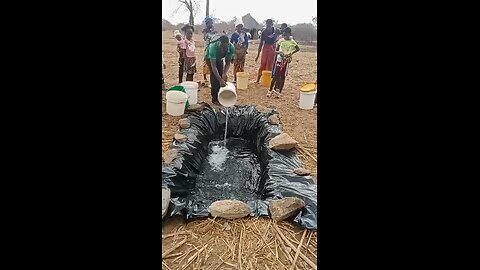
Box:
189;138;261;207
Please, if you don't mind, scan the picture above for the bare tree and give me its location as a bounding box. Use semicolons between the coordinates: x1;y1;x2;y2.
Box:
174;0;201;25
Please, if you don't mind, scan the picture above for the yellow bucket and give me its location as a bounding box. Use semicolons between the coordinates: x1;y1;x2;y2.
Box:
261;71;272;87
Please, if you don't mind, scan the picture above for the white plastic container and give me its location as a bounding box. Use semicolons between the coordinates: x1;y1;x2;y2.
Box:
166;91;188;116
180;81;198;105
299;83;317;110
299;91;317;110
218;82;237;107
236;72;248;90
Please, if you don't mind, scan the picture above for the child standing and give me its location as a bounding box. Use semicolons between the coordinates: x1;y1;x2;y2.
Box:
230;22;249;82
180;24;196;82
174;30;185;83
268;27;300;98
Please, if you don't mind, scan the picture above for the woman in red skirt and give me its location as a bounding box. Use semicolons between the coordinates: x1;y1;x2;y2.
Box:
255;19;277;84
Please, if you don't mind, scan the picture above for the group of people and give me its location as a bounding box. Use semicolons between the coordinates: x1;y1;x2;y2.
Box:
256;20;300;97
162;17;304;105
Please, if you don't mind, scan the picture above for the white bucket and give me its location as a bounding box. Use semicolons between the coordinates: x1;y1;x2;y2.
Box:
180;81;198;105
218;82;237;107
236;72;248;90
299;91;317;110
166;91;188;116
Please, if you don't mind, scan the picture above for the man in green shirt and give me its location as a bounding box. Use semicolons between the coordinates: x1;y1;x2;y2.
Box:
205;35;235;105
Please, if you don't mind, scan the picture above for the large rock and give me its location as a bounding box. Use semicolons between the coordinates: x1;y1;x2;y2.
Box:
268;114;280;125
269;197;305;221
209;200;251;220
269;133;298;150
293;168;311;176
162;188;171;218
174;133;188;143
178;118;191;129
163;149;177;164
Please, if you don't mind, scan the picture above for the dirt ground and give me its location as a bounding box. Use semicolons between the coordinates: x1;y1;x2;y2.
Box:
162;31;317;269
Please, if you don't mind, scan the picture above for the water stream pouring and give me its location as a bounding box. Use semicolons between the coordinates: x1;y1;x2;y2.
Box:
218;82;236;146
224;107;229;144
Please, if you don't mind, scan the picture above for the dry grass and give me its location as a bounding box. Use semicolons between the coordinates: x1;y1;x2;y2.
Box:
162;217;317;270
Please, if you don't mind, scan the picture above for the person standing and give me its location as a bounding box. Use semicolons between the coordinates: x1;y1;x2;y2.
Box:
230;21;249;83
276;23;288;42
255;19;277;84
268;27;300;97
202;17;217;86
180;24;196;81
174;30;185;83
162;52;166;91
205;35;235;105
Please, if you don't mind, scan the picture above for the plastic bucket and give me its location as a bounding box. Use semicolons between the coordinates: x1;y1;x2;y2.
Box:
236;72;248;90
218;82;237;107
166;91;188;116
180;81;198;104
261;71;272;87
299;83;317;110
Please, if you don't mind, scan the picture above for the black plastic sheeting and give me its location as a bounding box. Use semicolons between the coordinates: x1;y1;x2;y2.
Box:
162;105;317;230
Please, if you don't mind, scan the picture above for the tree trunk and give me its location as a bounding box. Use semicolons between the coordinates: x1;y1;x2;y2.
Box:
189;12;194;25
206;0;209;16
188;0;194;25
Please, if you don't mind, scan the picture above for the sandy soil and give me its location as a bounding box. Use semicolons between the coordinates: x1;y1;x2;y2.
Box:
162;31;317;270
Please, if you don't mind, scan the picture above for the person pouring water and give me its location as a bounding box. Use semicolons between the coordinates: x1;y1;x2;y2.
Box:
205;35;235;105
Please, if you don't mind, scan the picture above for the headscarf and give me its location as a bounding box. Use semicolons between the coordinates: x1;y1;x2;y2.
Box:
234;18;244;28
204;16;213;26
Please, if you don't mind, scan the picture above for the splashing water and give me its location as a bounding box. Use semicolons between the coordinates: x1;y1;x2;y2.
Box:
208;142;229;172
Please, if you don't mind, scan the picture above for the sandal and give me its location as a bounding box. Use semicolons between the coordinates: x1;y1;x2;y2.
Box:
266;90;273;97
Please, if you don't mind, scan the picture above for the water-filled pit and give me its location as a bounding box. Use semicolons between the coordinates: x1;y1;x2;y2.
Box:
162;105;317;229
190;138;261;209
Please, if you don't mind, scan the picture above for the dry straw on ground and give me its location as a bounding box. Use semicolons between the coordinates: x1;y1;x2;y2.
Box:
162;217;317;270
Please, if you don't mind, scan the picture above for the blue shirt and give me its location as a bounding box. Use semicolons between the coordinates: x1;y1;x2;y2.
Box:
230;32;249;48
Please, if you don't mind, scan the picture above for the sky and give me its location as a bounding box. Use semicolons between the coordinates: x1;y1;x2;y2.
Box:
162;0;317;26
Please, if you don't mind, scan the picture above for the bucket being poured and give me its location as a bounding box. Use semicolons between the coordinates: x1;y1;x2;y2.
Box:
180;81;199;105
218;82;237;107
166;87;189;116
299;83;317;110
